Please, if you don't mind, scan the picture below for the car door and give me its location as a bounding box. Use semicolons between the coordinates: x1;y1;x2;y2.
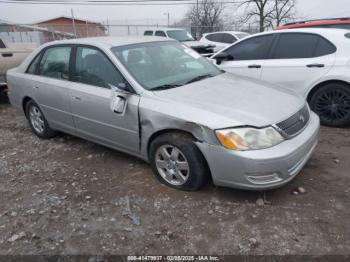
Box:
261;33;337;96
27;45;75;132
69;45;140;153
215;34;274;79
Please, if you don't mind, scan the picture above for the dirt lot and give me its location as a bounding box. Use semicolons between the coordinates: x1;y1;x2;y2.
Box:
0;93;350;256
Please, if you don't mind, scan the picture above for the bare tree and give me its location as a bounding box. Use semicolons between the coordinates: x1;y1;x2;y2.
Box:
238;0;296;32
239;0;274;32
186;0;225;37
269;0;296;27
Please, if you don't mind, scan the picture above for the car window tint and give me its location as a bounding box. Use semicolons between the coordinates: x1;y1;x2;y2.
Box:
27;52;42;74
39;46;71;80
75;46;123;88
222;33;236;44
144;31;153;36
273;33;319;59
225;34;274;61
314;37;336;56
0;39;5;48
155;31;166;37
206;33;223;42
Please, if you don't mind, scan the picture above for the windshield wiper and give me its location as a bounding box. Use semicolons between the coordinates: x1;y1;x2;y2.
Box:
151;84;181;91
184;74;214;85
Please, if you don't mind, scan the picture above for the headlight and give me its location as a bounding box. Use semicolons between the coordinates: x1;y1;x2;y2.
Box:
216;127;284;151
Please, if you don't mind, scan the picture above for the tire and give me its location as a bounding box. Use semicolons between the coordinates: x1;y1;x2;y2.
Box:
309;83;350;127
149;132;209;191
25;100;56;139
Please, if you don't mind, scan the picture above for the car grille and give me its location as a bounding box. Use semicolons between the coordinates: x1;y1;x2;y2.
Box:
276;104;310;138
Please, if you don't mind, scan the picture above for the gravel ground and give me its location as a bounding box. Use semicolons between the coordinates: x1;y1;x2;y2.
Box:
0;93;350;255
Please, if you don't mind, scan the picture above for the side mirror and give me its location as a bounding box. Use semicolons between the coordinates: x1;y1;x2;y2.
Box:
214;52;234;65
109;82;130;114
111;95;126;114
109;82;130;94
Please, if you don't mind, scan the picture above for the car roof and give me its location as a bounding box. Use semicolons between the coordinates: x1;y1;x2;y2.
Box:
275;18;350;30
144;27;186;31
204;31;249;35
249;28;350;38
43;36;174;48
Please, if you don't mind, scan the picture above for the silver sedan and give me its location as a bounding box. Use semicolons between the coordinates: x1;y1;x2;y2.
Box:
7;37;320;191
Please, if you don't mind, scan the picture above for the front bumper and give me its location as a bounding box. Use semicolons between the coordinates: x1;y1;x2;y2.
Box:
196;112;320;190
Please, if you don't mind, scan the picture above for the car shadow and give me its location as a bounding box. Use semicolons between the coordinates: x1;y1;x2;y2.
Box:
0;91;9;104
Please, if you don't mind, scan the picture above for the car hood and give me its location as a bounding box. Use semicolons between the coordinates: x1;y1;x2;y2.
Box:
151;73;304;129
182;41;213;48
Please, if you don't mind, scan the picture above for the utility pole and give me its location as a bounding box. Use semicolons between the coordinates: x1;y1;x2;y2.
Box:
71;9;77;38
164;12;170;27
196;0;199;38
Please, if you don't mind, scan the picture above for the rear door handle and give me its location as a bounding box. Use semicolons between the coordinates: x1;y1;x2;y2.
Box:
2;53;13;57
307;63;325;68
248;64;262;69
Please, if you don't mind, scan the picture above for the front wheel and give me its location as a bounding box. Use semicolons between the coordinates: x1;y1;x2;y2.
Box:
149;133;209;191
309;83;350;127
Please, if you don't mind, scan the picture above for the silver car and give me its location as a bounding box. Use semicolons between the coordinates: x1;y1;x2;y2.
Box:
7;37;320;191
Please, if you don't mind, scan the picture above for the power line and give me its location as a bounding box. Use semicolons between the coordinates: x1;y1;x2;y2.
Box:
0;0;242;5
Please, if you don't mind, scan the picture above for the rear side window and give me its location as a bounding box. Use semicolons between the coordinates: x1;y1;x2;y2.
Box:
0;39;5;48
206;33;223;42
273;33;336;59
27;53;42;74
314;37;336;57
222;33;236;44
39;46;71;80
272;33;319;59
225;34;274;61
144;31;153;36
155;31;167;37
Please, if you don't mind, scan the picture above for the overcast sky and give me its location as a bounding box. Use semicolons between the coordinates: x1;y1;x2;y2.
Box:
1;0;350;25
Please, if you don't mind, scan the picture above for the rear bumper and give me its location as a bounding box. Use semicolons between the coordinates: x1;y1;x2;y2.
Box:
196;112;320;190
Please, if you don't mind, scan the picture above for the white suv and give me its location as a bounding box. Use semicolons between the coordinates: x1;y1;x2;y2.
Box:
212;28;350;127
144;28;215;56
200;31;250;52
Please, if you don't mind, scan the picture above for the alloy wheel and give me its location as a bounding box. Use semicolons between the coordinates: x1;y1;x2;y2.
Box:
315;89;350;123
155;144;190;186
29;105;45;134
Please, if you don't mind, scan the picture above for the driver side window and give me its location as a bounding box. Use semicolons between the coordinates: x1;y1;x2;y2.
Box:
74;46;124;88
225;35;274;61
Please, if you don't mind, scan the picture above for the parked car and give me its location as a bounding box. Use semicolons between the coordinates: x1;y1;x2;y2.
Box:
144;28;215;56
274;17;350;30
0;38;36;92
199;31;250;52
211;28;350;127
7;37;319;191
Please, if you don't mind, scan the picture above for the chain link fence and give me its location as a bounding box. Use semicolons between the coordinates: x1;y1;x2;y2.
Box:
0;21;260;45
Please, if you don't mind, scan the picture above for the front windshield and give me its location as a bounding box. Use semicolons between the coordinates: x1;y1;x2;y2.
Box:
166;30;195;41
111;41;222;90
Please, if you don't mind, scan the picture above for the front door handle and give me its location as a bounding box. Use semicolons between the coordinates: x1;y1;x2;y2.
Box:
72;96;81;100
2;53;13;57
307;63;325;68
248;64;262;69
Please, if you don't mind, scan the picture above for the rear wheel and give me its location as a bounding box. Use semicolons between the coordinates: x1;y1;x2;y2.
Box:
25;100;56;139
149;132;209;191
310;83;350;127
